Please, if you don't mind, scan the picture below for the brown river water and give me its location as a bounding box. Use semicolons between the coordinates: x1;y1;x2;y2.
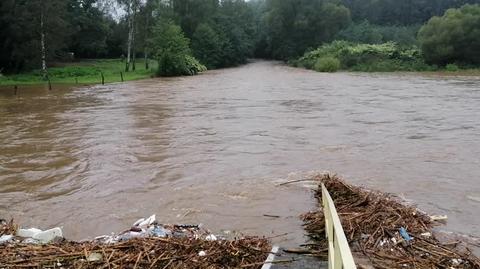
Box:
1;61;479;247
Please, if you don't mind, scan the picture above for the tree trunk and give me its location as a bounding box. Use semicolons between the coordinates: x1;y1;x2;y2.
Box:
144;6;150;70
132;16;136;71
40;0;47;80
125;1;133;72
131;0;138;72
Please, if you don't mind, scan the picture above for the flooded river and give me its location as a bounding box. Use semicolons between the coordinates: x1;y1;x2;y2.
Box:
1;61;479;246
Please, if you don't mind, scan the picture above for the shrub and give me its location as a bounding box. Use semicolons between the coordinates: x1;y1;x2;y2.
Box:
445;63;459;71
295;41;430;72
314;57;340;72
184;55;207;75
149;20;206;76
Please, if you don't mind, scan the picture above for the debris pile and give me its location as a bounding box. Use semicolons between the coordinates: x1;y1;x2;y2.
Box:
0;216;271;268
302;174;480;269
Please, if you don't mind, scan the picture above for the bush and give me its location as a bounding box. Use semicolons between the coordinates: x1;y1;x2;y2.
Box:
418;4;480;65
149;20;206;76
184;55;207;75
314;57;340;72
445;63;459;71
295;41;430;72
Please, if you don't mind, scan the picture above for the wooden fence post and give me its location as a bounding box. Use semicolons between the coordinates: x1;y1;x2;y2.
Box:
47;75;52;90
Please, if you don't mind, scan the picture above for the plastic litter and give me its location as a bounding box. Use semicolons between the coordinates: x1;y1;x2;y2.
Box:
87;252;103;262
17;228;42;238
91;215;215;244
452;258;462;266
150;226;170;237
360;233;370;240
421;232;432;238
32;227;63;243
0;234;13;244
117;231;146;241
198;250;207;256
399;227;413;242
16;227;63;244
205;234;217;241
430;215;448;221
132;218;145;227
137;214;156;229
22;238;40;244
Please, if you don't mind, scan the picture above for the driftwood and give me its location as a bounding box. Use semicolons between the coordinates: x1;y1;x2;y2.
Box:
0;220;271;269
302;174;480;269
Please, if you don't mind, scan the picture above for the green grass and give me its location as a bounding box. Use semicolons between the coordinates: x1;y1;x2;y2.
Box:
0;59;157;86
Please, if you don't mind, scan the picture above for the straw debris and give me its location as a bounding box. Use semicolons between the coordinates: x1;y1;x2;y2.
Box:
0;220;271;268
302;174;480;269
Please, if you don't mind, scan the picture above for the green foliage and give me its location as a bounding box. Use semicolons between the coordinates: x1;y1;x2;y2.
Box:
445;63;460;71
336;21;419;45
340;0;479;25
149;20;206;76
418;4;480;65
67;0;110;58
185;55;208;74
0;59;157;86
295;41;432;72
2;0;480;75
165;0;256;69
213;0;256;66
0;0;69;72
192;23;223;69
314;57;341;72
260;0;351;60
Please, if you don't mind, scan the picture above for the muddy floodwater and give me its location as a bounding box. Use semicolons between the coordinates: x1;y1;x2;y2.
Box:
1;61;479;246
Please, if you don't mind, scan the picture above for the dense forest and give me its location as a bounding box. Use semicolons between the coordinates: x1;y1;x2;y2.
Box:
1;0;480;77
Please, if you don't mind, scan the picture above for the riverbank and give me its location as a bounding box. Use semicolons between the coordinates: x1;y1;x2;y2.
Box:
0;59;157;86
290;41;480;74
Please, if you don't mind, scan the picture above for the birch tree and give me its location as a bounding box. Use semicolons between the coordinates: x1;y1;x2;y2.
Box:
119;0;141;72
40;0;47;79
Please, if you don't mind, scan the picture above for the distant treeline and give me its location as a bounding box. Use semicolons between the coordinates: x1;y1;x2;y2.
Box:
1;0;479;75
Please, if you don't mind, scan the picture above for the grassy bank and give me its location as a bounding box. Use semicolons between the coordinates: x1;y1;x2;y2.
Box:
0;59;157;86
290;41;480;74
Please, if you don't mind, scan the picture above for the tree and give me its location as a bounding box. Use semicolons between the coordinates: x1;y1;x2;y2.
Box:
172;0;219;37
418;4;480;65
67;0;110;58
340;0;480;25
149;20;205;76
0;0;68;73
118;0;141;72
213;0;256;66
261;0;351;60
192;23;222;69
